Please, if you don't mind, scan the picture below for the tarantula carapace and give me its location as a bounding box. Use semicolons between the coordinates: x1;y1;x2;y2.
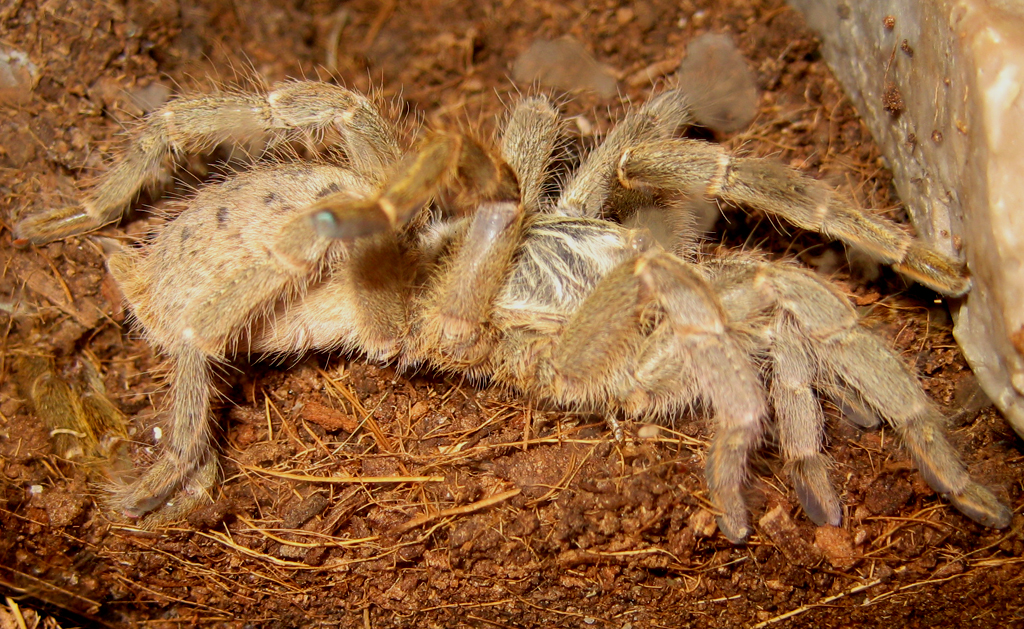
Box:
14;80;1010;543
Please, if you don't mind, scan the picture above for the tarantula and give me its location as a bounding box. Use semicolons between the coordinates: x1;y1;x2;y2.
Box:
14;80;1011;543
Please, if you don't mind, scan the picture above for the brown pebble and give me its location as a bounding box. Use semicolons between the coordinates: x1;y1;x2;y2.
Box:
688;507;718;538
409;400;431;422
814;525;859;570
759;505;822;566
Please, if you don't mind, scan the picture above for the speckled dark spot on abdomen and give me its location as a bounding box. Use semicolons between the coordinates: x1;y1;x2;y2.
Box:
216;207;230;228
317;182;342;199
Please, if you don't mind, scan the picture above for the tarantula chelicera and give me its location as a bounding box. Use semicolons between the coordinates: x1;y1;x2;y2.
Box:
15;80;1011;543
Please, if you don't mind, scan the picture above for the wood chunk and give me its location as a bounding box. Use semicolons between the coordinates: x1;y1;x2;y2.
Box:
758;505;822;566
301;400;359;432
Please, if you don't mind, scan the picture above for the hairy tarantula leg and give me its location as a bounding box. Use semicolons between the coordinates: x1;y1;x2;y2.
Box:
137;456;219;528
500;96;562;213
546;258;655;396
312;132;524;366
709;259;846;526
415;195;525;366
14;206;106;246
424;135;523;360
105;346;217;522
312;133;517;241
557;90;694;217
112;221;334;520
104;165;377;521
15;82;398;244
617;138;970;296
641;254;766;544
736;261;1010;528
543;249;766;543
827;336;1011;528
772;324;843;526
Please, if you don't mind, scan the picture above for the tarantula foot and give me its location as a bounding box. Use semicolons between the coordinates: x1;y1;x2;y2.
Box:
717;509;752;545
709;480;753;543
790;458;843;527
107;455;218;527
894;242;971;297
15;205;104;245
428;313;482;348
946;482;1013;529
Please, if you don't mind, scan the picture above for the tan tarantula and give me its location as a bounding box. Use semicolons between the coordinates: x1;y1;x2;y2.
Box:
15;80;1011;543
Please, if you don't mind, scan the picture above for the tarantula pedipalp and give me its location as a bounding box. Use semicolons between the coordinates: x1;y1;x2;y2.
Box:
14;80;1010;543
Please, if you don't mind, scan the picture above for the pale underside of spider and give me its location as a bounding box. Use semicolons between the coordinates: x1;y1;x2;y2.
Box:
14;80;1010;543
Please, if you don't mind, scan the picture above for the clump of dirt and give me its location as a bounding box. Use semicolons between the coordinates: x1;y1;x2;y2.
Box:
1;1;1022;627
